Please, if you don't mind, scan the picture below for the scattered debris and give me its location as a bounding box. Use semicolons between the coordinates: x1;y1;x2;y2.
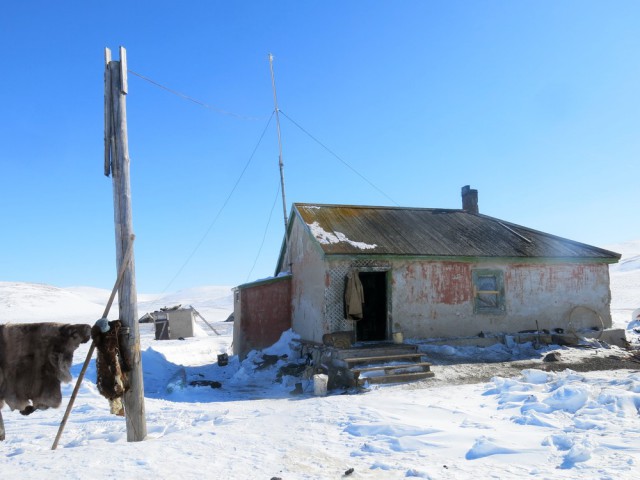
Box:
217;353;229;366
161;304;182;311
256;354;287;370
277;362;308;380
289;383;304;395
189;380;221;389
543;352;562;362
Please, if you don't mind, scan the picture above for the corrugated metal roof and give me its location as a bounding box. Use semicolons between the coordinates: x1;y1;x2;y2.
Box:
293;203;620;261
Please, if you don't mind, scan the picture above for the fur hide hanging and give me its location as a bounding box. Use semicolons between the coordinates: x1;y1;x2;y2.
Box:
0;322;91;441
0;323;91;414
91;320;131;416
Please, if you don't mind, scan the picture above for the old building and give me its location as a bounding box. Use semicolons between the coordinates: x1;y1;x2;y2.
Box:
234;186;622;357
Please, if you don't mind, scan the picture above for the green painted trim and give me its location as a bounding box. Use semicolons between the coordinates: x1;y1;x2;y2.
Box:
472;269;506;315
237;273;292;290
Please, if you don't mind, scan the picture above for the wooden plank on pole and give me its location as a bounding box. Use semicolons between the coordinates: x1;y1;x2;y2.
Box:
119;46;128;95
104;49;113;177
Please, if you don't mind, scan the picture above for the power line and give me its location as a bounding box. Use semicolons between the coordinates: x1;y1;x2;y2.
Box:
161;111;275;293
128;69;265;121
245;181;282;283
279;110;400;206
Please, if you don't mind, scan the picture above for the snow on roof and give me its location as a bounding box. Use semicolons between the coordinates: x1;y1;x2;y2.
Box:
308;221;377;250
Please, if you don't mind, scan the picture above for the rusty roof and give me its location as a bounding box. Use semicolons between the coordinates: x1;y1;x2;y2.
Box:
292;203;620;261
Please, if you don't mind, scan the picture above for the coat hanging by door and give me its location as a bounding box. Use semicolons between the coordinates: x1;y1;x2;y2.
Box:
344;271;365;320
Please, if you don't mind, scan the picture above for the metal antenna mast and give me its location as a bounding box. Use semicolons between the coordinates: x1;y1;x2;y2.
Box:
268;53;289;235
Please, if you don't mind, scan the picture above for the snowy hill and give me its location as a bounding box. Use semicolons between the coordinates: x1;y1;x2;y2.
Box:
0;282;233;325
607;239;640;273
607;240;640;329
136;285;234;323
0;282;106;324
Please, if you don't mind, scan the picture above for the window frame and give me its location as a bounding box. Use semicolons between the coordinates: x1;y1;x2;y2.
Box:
472;269;505;314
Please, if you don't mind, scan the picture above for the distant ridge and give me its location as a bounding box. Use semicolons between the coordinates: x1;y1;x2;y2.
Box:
0;282;233;325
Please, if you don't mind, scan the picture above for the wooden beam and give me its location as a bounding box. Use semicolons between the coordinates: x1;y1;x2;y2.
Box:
104;48;113;176
51;235;136;450
119;46;128;95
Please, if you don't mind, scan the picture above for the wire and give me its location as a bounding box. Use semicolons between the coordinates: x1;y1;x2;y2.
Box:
161;111;275;293
279;110;400;206
245;181;281;282
128;69;266;121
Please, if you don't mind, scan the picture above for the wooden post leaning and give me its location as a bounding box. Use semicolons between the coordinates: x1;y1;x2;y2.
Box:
51;235;135;450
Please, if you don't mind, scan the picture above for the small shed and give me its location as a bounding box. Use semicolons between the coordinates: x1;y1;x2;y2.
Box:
143;306;196;340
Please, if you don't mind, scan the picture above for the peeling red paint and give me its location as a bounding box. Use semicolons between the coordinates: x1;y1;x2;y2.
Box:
430;262;472;304
400;261;472;305
239;278;291;357
507;263;607;304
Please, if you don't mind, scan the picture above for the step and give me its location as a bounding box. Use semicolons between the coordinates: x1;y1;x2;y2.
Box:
343;353;424;366
353;362;432;376
360;371;435;385
336;345;417;359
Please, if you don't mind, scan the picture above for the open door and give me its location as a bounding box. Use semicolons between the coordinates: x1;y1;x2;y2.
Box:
356;271;387;341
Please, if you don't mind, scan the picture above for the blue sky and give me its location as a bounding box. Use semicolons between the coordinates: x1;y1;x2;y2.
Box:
1;1;638;293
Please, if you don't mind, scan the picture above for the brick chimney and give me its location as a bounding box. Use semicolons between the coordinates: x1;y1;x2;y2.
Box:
461;185;479;214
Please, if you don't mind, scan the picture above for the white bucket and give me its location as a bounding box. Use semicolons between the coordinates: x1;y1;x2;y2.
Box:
392;332;404;344
313;374;328;396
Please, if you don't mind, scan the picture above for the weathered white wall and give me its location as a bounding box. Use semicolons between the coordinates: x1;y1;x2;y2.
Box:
232;289;242;355
167;310;195;339
391;260;613;339
288;216;329;343
284;215;614;343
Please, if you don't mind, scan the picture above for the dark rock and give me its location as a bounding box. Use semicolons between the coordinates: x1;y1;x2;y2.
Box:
543;352;562;362
328;365;357;390
290;382;304;395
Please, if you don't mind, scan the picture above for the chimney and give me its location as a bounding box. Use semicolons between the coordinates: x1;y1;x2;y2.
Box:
461;185;479;214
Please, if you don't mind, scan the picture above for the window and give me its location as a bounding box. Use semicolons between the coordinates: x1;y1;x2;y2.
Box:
472;269;505;314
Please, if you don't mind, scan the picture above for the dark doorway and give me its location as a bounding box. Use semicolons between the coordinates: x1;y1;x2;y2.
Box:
356;271;387;342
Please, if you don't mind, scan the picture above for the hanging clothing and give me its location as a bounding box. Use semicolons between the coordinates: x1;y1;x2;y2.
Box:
344;271;365;320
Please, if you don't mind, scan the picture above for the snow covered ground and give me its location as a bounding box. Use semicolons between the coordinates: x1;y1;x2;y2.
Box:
1;246;639;479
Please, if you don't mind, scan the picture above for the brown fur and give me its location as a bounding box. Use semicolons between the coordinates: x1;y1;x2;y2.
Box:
91;320;130;415
0;323;91;415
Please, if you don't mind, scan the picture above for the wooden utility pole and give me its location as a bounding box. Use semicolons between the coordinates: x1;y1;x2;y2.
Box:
104;46;147;442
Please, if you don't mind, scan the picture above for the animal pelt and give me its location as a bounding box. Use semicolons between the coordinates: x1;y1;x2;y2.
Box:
0;323;91;417
91;320;131;416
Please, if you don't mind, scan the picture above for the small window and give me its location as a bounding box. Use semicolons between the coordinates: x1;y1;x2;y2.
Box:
472;269;505;314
